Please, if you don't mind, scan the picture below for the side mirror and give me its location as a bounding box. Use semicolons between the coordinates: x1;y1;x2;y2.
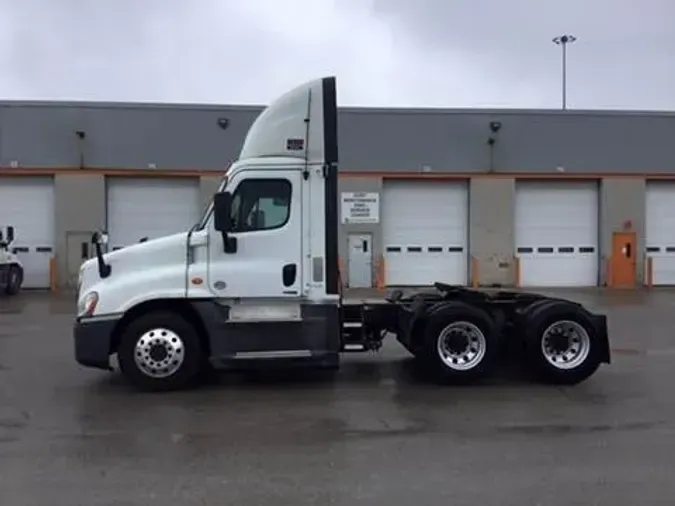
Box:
90;231;112;278
6;226;14;244
213;192;233;232
212;192;238;254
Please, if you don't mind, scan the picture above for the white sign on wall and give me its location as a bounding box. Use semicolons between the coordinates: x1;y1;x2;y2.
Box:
341;192;380;224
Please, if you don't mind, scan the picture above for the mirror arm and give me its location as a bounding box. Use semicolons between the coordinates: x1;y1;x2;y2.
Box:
221;232;238;254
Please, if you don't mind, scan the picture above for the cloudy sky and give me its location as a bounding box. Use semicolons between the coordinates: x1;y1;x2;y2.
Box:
0;0;673;110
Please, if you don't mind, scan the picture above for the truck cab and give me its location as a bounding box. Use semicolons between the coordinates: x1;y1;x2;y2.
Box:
75;77;342;390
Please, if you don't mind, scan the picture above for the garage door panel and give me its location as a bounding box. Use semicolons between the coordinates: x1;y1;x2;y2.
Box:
0;177;55;289
516;182;599;287
650;255;675;285
107;178;200;250
646;182;675;285
518;253;598;287
384;225;465;246
383;181;468;286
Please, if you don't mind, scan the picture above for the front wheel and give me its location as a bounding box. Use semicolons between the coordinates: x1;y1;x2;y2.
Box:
5;265;22;295
522;302;602;385
117;311;205;392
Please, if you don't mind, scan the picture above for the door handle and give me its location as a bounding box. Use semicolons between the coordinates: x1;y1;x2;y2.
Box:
282;264;297;287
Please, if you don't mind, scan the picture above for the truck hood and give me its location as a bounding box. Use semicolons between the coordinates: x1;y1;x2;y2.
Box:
104;232;188;266
80;232;188;288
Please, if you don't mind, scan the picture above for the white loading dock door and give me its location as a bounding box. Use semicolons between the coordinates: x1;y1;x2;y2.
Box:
0;177;55;289
383;180;468;286
515;181;599;287
107;177;201;251
646;181;675;285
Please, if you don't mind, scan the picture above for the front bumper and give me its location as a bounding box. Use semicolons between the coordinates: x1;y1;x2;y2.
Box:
73;315;120;370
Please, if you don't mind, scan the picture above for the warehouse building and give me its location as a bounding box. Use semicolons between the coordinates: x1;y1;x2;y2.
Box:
0;99;674;290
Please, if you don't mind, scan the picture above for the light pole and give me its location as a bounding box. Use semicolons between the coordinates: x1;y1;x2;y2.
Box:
552;34;577;110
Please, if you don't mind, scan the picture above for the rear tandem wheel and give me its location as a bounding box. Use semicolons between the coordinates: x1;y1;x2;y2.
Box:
520;300;603;385
418;302;500;383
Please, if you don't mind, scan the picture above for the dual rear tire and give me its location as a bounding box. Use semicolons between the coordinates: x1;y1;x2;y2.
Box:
418;300;603;385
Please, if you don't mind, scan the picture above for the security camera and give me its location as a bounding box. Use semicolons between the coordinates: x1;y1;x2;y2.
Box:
217;117;229;130
489;121;502;133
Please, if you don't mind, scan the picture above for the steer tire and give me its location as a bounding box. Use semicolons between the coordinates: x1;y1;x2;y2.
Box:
117;311;204;392
418;302;499;384
521;301;602;385
4;265;22;295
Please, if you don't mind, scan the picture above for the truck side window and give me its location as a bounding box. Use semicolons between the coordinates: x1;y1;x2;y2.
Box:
230;178;291;232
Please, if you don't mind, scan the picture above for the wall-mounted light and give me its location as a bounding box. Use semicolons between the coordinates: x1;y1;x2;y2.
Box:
217;117;229;130
486;121;503;172
75;130;87;169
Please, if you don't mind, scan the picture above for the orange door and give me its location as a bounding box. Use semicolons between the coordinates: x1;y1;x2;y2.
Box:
610;231;637;288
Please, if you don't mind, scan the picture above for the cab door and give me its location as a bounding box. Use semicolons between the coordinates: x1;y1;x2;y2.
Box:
206;168;303;299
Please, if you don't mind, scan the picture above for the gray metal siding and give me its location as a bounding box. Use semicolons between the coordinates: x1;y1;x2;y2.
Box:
339;110;675;173
0;104;259;169
2;101;674;173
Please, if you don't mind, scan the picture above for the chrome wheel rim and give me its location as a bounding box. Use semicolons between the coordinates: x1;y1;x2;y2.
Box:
541;320;591;370
134;328;185;378
436;321;487;371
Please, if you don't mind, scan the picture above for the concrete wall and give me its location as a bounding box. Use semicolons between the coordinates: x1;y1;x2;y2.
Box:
54;174;106;287
599;178;647;284
2;101;674;174
469;178;516;286
338;178;383;286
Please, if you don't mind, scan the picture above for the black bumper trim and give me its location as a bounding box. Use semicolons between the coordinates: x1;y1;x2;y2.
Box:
74;316;120;370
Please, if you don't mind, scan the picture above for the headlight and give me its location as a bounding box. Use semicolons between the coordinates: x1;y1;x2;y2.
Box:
77;291;99;317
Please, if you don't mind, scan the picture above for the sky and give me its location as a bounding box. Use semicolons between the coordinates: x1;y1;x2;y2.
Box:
0;0;673;110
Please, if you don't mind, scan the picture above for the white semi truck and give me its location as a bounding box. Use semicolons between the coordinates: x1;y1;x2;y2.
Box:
74;76;611;392
0;226;23;296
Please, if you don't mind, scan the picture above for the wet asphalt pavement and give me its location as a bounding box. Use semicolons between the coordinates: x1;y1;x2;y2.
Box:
1;289;675;505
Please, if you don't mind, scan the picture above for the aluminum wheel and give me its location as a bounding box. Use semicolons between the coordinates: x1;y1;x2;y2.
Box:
436;321;487;371
541;320;591;370
134;328;185;379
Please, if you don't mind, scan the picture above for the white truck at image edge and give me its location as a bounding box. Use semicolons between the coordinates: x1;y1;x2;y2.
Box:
0;226;23;296
73;76;611;392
